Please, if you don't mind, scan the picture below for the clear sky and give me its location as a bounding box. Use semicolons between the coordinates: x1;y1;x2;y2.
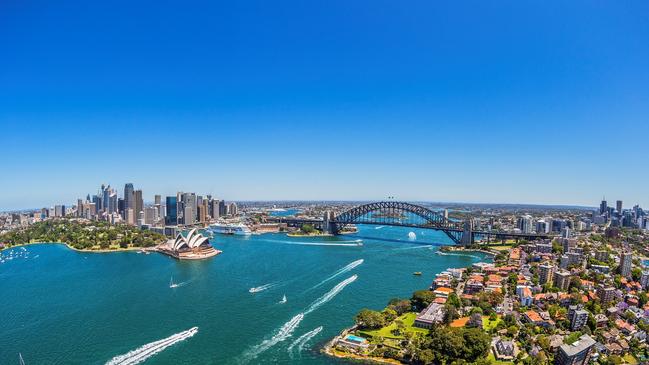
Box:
1;1;648;210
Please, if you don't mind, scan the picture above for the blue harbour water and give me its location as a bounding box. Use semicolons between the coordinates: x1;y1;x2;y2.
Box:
0;225;489;364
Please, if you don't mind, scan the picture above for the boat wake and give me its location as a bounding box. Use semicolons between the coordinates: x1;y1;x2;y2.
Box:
105;327;198;365
435;251;481;259
242;313;304;361
305;274;357;315
288;326;323;353
392;245;431;251
269;239;362;247
249;283;276;293
170;281;189;289
278;294;287;304
287;242;362;247
242;275;357;362
374;226;385;229
308;259;363;291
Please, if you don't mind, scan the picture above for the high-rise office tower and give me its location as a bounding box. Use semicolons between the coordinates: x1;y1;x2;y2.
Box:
134;190;144;217
228;202;238;216
599;199;607;215
124;183;134;214
125;208;135;225
616;200;623;214
154;195;162;219
184;205;194;225
218;200;226;216
210;199;220;219
181;193;197;224
109;192;118;214
165;196;177;226
102;185;111;212
517;215;532;233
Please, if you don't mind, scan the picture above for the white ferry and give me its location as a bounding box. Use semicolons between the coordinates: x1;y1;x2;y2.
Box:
209;222;252;236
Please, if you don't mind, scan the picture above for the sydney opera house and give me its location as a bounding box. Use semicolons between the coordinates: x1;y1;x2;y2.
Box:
159;229;221;260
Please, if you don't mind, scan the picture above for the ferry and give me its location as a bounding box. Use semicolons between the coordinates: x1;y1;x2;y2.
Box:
209;222;252;236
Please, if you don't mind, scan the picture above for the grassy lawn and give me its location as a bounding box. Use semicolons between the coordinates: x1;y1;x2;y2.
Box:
486;353;514;365
358;312;428;340
483;316;503;331
623;354;638;365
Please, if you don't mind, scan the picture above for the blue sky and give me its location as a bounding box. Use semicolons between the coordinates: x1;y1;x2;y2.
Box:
1;1;648;210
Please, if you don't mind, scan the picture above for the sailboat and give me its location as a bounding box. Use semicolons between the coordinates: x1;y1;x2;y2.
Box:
169;276;179;288
279;294;287;304
19;353;25;365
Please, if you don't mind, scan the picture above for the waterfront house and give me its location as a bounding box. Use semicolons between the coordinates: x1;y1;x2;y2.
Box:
414;302;445;329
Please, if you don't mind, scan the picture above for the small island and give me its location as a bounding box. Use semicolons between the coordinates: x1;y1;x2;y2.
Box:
287;223;332;237
0;219;167;252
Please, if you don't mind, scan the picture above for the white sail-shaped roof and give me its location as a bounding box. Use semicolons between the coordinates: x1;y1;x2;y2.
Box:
172;229;210;250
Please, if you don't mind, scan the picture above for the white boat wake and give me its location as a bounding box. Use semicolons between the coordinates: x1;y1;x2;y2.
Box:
392;245;431;251
435;251;481;259
105;327;198;365
269;239;362;247
287;242;362;247
305;275;357;315
249;283;276;293
278;294;287;304
288;326;323;353
242;275;357;362
308;259;363;291
242;313;304;361
170;281;189;289
374;226;385;229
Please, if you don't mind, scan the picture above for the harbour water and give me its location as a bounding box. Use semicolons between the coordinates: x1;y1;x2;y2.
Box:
0;225;489;364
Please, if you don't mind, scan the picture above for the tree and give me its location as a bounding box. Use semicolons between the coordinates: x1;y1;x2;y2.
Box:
382;308;398;322
354;309;386;329
411;290;436;310
443;305;459;325
388;298;412;315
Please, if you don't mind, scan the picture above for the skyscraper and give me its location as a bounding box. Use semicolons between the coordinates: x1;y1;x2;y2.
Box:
165;196;177;226
616;200;623;214
599;199;607;215
228;202;238;216
124;183;134;214
181;193;197;224
210;199;220;219
134;190;144;217
218;200;226;216
517;215;532;233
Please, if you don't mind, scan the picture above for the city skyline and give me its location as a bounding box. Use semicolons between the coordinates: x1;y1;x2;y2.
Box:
2;1;649;209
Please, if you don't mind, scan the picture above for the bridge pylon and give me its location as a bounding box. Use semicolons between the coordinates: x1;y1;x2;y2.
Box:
461;220;474;245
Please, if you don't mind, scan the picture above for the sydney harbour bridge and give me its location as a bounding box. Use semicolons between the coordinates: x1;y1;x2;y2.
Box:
269;201;550;245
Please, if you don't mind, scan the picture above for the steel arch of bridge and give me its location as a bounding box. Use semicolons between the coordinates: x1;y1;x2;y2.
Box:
332;201;466;244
